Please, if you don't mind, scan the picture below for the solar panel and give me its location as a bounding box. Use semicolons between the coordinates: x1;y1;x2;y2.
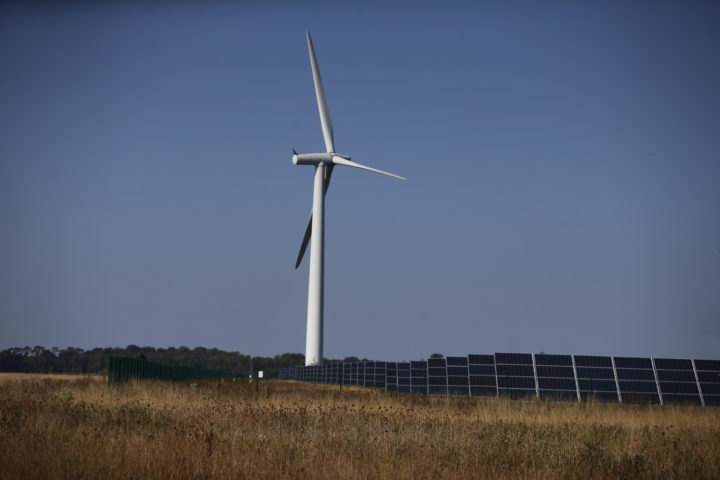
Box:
334;363;341;384
574;355;619;402
365;362;375;388
468;353;497;397
397;362;411;393
495;352;537;399
343;363;352;386
446;356;470;396
574;355;613;368
410;360;427;395
615;357;660;404
495;352;532;364
375;361;386;390
655;358;692;370
386;362;397;392
468;354;495;364
695;359;720;406
427;357;448;395
535;354;572;366
614;357;653;369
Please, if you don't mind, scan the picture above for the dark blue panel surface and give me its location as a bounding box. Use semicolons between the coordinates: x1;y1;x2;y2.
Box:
659;382;699;394
536;366;574;378
447;366;468;376
703;395;720;406
468;354;495;365
657;370;696;382
576;367;615;380
701;383;720;395
614;357;652;369
535;354;572;366
495;353;533;364
697;371;720;383
428;358;446;368
448;376;469;386
429;376;447;386
574;356;612;368
694;360;720;371
447;356;468;366
429;385;448;394
619;380;658;394
654;358;692;370
470;375;497;387
496;364;534;377
537;377;576;390
469;365;495;375
428;367;446;377
497;376;536;389
616;368;656;381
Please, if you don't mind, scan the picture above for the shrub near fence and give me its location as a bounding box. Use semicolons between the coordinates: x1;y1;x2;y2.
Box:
107;356;225;385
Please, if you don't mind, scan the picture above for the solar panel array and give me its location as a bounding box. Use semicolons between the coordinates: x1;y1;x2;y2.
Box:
279;353;720;406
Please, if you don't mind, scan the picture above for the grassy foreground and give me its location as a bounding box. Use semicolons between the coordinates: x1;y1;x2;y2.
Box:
0;373;718;479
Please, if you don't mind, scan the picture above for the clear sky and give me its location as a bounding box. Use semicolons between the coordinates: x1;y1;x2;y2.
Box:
1;1;718;361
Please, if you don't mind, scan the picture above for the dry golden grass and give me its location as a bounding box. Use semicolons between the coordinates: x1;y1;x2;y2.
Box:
0;372;104;382
1;374;718;479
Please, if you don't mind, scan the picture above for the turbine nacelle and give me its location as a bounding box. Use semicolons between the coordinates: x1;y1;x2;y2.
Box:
292;151;349;166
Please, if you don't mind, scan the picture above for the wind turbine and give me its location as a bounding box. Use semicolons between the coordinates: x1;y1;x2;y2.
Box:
293;31;405;366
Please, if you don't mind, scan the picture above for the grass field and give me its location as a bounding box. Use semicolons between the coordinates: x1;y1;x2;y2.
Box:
1;374;718;479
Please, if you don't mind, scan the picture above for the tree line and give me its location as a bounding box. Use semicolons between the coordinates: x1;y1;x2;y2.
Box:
0;346;372;379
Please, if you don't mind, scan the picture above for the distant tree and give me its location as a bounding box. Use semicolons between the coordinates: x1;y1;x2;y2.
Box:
430;353;444;359
0;345;315;378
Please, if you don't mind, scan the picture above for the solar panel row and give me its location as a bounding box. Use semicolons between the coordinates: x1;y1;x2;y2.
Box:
278;354;720;407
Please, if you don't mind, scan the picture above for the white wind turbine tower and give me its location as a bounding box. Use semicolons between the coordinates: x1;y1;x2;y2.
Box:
293;32;405;366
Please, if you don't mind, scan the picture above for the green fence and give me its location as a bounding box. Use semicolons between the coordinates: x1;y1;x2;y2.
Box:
107;356;225;385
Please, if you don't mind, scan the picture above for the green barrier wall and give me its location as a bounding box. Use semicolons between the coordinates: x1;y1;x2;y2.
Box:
107;356;225;385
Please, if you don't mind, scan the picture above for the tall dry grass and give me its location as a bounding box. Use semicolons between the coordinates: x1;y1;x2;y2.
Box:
0;374;718;479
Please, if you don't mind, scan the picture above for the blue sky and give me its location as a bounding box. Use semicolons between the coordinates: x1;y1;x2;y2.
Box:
1;1;719;360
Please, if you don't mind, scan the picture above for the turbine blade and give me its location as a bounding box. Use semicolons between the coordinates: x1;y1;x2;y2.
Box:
306;31;335;153
331;156;406;181
295;165;335;269
295;212;313;269
323;164;334;195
